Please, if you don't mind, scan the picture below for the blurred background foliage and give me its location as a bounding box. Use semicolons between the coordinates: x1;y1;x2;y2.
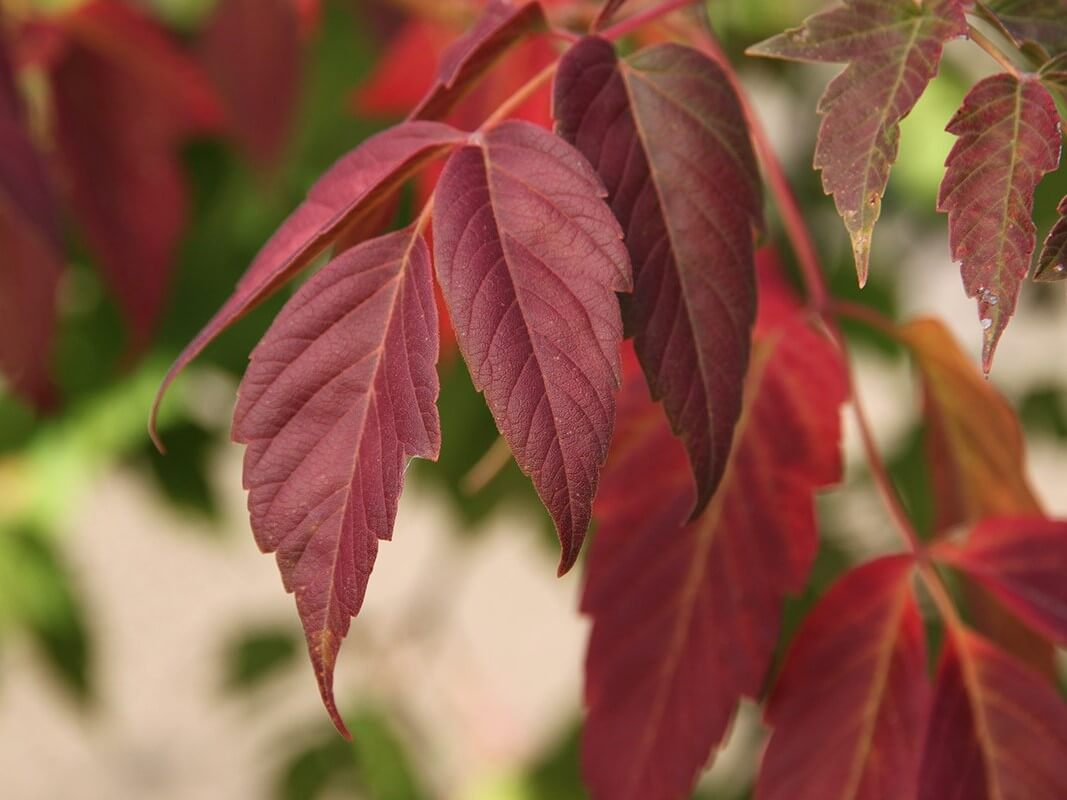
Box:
0;0;1065;798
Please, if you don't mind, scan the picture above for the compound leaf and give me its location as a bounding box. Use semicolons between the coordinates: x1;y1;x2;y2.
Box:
555;37;761;516
232;227;440;737
433;120;631;573
748;0;966;285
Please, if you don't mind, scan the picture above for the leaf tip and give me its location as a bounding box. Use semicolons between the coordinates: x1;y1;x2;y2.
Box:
310;629;352;739
851;232;872;288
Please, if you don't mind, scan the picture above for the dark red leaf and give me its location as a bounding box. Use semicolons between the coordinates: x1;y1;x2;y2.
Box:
931;517;1067;644
432;120;631;572
984;0;1067;57
747;0;966;285
151;120;464;444
918;630;1067;800
938;73;1061;371
411;0;546;121
232;227;440;737
554;37;762;516
591;0;630;31
1035;195;1067;281
758;555;927;800
199;0;301;168
581;294;848;800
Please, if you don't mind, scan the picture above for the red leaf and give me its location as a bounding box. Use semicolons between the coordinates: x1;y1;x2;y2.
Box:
747;0;966;285
932;517;1067;644
356;21;456;118
938;73;1061;371
151;120;464;443
591;0;630;31
758;555;928;800
232;227;440;737
432;120;631;572
199;0;301;169
554;37;762;516
918;630;1067;799
1035;195;1067;281
411;0;546;121
983;0;1067;57
581;301;848;800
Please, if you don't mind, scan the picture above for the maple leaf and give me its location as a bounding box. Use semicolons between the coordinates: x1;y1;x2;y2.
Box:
199;0;301;169
432;120;632;572
758;555;928;800
1035;195;1067;281
0;39;61;407
232;227;440;738
938;73;1062;370
151;120;465;442
983;0;1067;57
747;0;966;285
581;284;848;800
931;517;1067;643
555;37;762;516
918;629;1067;799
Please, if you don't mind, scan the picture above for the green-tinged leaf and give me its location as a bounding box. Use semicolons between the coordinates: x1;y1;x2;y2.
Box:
1035;195;1067;280
747;0;966;285
222;625;299;692
938;73;1062;370
984;0;1067;57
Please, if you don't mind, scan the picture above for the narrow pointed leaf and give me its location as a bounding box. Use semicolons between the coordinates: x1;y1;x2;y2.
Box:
433;120;631;572
232;228;440;737
932;517;1067;643
591;0;630;31
152;121;464;441
747;0;966;284
555;37;762;516
918;630;1067;800
758;555;928;800
938;73;1061;370
582;293;848;800
1035;195;1067;281
984;0;1067;57
411;0;546;121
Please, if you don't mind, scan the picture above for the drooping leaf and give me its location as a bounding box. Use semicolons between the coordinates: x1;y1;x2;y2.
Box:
554;37;761;516
984;0;1067;57
747;0;966;284
758;555;927;800
232;227;440;737
931;517;1067;643
0;40;61;407
918;629;1067;800
582;292;848;800
938;73;1062;370
199;0;301;168
1035;195;1067;281
433;120;631;572
411;0;547;121
47;0;223;350
151;120;464;442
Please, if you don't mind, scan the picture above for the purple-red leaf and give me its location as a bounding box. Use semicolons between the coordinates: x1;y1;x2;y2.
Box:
758;555;928;800
151;120;464;443
747;0;966;285
984;0;1067;57
918;630;1067;800
554;37;761;516
938;73;1061;371
1035;195;1067;281
582;294;848;800
232;227;440;738
199;0;301;168
591;0;630;31
432;120;631;572
931;517;1067;644
411;0;546;121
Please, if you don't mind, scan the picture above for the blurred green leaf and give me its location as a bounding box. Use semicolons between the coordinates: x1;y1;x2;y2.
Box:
223;624;298;692
138;419;220;520
1019;385;1067;440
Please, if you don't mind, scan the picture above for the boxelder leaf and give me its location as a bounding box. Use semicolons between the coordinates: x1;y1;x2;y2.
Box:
747;0;966;285
1035;195;1067;281
918;630;1067;800
984;0;1067;57
939;73;1061;371
151;120;464;443
232;227;440;738
411;0;546;121
199;0;301;168
554;37;762;517
758;555;928;800
582;296;848;800
433;120;631;573
931;517;1067;643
